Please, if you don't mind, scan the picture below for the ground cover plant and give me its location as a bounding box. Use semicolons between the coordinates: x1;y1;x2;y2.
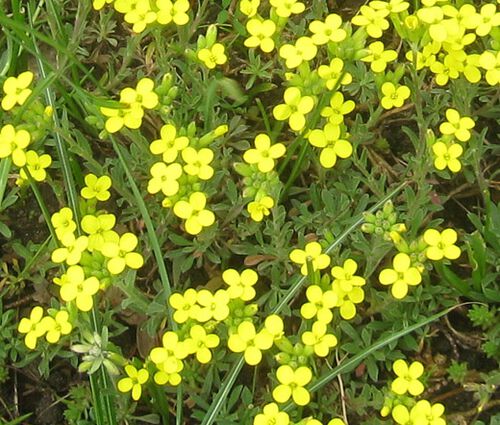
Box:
0;0;499;424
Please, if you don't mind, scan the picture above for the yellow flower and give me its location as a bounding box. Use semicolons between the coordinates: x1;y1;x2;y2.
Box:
184;325;220;363
432;141;463;173
479;51;500;86
307;123;353;169
317;58;352;90
361;41;398;73
247;196;274;222
273;365;312;406
227;321;273;365
370;0;409;14
222;268;258;301
156;0;190;25
253;403;289;425
41;310;72;343
300;285;337;323
120;77;158;109
100;105;144;133
270;0;305;18
392;400;446;425
150;124;189;163
379;253;422;299
51;207;77;241
243;134;285;173
147;162;183;196
301;321;337;357
181;147;214;180
51;233;89;265
423;228;460;260
196;289;230;322
81;174;112;201
0;124;31;167
198;43;227;69
92;0;113;10
439;109;475;142
391;359;425;395
273;87;314;132
309;14;346;46
279;37;317;69
331;259;366;320
59;265;100;311
101;232;144;274
351;5;390;38
118;365;149;400
81;214;117;251
239;0;260;17
169;288;200;324
20;150;52;182
150;331;187;377
320;92;355;126
18;306;46;349
173;192;215;235
245;19;276;53
289;241;330;276
1;71;34;111
474;4;500;37
123;1;156;33
380;82;410;110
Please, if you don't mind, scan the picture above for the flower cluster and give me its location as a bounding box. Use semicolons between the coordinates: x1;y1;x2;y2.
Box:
428;108;475;174
100;77;159;133
381;359;446;425
92;0;190;33
147;121;227;234
18;174;144;349
0;72;53;185
236;133;285;222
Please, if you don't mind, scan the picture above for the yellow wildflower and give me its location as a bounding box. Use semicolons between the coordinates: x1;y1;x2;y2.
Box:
198;43;227;69
1;71;33;111
118;365;149;400
173;192;215;235
0;124;31;167
272;87;314;132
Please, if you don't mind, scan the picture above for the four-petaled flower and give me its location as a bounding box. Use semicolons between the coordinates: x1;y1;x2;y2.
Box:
270;0;305;18
184;325;220;363
41;310;72;343
245;19;276;53
361;41;398;73
117;365;149;400
101;232;144;274
150;124;189;163
423;228;460;260
379;253;422;299
300;285;337;323
148;162;183;196
273;87;314;132
432;141;463;172
309;14;346;46
253;403;290;425
198;43;227;69
1;71;34;111
227;321;273;365
247;196;274;222
173;192;215;235
19;150;52;182
223;268;258;301
351;5;390;38
59;265;100;311
244;134;286;173
18;306;46;349
0;124;31;167
308;123;353;169
439;108;475;142
301;321;338;357
391;359;425;395
279;37;317;69
120;77;158;110
380;82;411;110
81;174;112;201
289;241;331;276
182;147;214;180
273;365;312;406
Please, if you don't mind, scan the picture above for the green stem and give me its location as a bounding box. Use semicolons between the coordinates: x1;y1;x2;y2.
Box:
0;158;11;208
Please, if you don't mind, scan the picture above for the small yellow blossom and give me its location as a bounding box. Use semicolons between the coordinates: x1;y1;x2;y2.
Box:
432;141;463;173
227;321;273;365
243;134;285;173
0;124;31;167
20;151;52;182
439;109;475;142
18;306;46;349
196;289;230;322
51;207;77;241
423;228;460;260
308;123;353;169
51;233;89;265
81;174;112;201
270;0;305;18
247;196;274;222
147;162;183;196
118;365;149;400
182;147;214;180
100;104;144;133
273;365;312;406
59;265;100;312
156;0;190;26
479;51;500;86
380;82;411;110
184;325;220;363
351;5;390;38
309;14;346;46
317;58;352;90
101;232;144;274
198;43;227;69
391;359;425;395
239;0;260;17
169;288;200;324
41;310;72;343
361;41;398;73
245;19;276;53
300;285;337;323
173;192;215;235
120;77;158;109
301;321;338;357
81;214;117;251
320;92;355;126
254;403;289;425
150;124;189;163
273;87;314;132
279;37;317;69
1;71;34;111
379;253;422;299
289;241;330;275
222;268;258;301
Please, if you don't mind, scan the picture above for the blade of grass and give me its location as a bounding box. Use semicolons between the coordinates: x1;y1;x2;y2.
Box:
200;181;407;425
0;158;12;207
